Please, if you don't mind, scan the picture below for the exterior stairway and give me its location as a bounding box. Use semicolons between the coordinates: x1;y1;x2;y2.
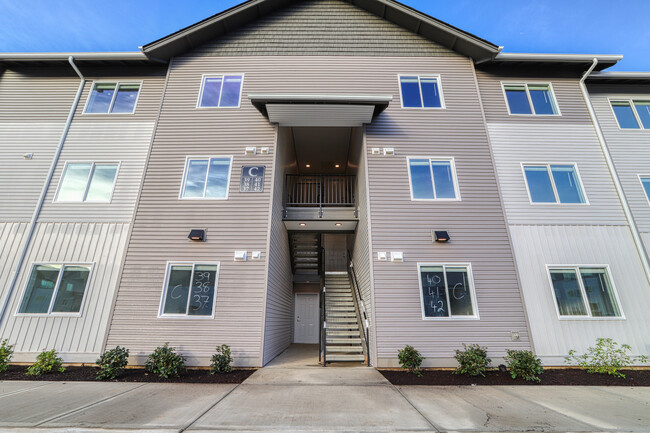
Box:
290;233;320;281
324;272;365;363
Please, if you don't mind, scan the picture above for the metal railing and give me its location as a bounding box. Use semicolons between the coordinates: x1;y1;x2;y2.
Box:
347;250;370;367
319;246;327;367
285;175;356;208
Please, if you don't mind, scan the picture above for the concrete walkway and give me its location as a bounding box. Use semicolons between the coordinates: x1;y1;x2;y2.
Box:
1;347;649;432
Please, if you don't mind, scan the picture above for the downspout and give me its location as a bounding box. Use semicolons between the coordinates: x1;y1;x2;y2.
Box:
579;58;650;284
0;56;85;327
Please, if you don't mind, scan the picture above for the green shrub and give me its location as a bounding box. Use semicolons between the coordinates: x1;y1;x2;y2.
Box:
210;344;233;374
96;346;130;380
145;343;186;378
25;349;65;376
0;339;14;373
505;349;543;382
454;344;491;377
398;345;425;377
566;338;648;378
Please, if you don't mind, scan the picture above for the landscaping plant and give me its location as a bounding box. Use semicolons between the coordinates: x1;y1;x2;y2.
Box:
0;339;14;373
145;343;186;378
96;346;130;380
504;349;543;382
566;337;648;378
454;343;491;377
25;349;65;376
210;344;233;374
398;345;425;377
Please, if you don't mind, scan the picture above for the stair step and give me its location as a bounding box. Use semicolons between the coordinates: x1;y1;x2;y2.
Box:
326;354;366;362
326;337;362;344
325;306;355;311
326;345;363;353
327;329;360;335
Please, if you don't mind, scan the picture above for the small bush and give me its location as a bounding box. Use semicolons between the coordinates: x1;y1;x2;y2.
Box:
210;344;233;374
566;338;648;378
0;339;14;373
25;349;65;376
145;343;186;378
454;344;491;377
505;349;543;382
96;346;130;380
398;345;425;377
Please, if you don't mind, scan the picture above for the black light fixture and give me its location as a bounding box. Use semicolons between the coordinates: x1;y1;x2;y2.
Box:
188;229;206;242
434;230;450;243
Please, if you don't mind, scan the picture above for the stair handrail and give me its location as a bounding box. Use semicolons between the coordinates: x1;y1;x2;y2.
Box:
320;245;327;367
347;250;370;366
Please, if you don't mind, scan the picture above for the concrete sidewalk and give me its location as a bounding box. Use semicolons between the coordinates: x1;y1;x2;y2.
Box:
1;356;649;432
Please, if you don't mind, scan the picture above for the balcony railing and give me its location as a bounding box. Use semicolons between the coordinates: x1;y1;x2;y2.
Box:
285;174;356;207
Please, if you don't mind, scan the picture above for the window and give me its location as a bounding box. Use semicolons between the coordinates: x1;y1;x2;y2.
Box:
611;100;650;129
398;75;444;108
198;75;244;108
640;176;650;204
503;83;559;115
160;263;220;317
548;267;622;318
418;264;478;319
18;264;91;315
55;162;119;202
85;82;141;114
408;158;460;200
180;157;232;199
523;164;586;204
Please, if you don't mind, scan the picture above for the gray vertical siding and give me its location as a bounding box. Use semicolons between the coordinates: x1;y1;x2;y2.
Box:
0;222;130;362
263;126;295;364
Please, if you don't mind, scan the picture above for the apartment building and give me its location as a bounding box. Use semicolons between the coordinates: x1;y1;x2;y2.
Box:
0;0;648;367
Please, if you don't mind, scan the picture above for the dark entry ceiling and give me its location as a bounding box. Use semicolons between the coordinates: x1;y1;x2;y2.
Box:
292;127;352;175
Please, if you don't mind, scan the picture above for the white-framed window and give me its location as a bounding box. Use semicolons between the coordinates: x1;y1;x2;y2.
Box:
610;99;650;129
54;162;119;203
547;266;623;319
638;175;650;204
179;156;233;199
84;82;141;114
159;262;220;318
522;163;587;204
197;74;244;108
407;157;460;200
417;264;479;320
17;263;92;316
502;83;560;115
398;75;445;108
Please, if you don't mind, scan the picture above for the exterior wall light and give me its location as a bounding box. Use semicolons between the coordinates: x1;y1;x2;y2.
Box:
305;164;311;168
188;229;206;241
335;223;342;226
335;164;340;168
434;230;450;243
299;222;306;226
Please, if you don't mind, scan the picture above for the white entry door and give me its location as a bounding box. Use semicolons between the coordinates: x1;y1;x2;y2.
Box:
294;293;319;343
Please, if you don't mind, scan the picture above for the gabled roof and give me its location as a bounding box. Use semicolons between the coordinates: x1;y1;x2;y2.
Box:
142;0;501;62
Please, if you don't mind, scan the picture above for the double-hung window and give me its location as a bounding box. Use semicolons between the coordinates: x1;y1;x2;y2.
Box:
198;75;244;108
55;162;119;202
523;164;586;204
418;264;478;319
399;75;444;108
180;157;232;199
548;266;622;318
611;100;650;129
85;82;141;114
18;264;92;315
408;158;460;200
503;83;559;115
160;263;220;317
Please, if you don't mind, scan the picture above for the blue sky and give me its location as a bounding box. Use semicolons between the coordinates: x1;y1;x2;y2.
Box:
0;0;648;70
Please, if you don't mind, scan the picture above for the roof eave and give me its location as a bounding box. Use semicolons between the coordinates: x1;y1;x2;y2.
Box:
489;53;623;71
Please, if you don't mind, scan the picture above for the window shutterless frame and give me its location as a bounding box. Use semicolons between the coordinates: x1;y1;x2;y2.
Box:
406;156;461;201
14;262;94;317
545;264;625;321
196;74;245;109
417;263;480;320
608;98;650;130
178;156;233;200
82;81;143;115
53;161;121;203
397;74;446;109
637;174;650;206
520;162;588;205
158;261;221;319
500;82;561;116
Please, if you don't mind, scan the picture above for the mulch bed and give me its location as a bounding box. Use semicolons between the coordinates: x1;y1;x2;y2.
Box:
0;365;255;383
380;368;650;386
